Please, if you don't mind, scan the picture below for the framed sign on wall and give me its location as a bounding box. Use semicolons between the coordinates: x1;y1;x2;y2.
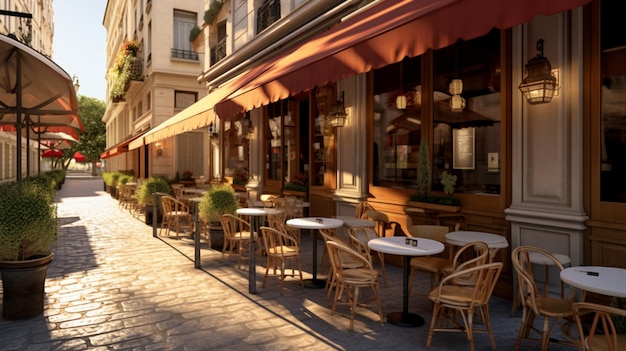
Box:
453;127;475;170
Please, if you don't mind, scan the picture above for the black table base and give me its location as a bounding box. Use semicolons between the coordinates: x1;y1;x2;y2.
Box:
303;278;326;289
387;311;424;328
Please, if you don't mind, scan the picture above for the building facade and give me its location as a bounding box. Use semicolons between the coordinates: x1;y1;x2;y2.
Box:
0;0;55;182
101;0;208;180
129;0;626;299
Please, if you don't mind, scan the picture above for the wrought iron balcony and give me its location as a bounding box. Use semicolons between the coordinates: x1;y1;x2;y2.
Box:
171;48;198;61
210;37;227;66
257;0;280;34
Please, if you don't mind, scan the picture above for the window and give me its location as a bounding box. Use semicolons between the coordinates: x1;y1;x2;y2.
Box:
147;21;152;63
372;56;422;188
431;29;501;194
211;21;227;66
174;91;197;111
224;113;251;186
257;0;280;34
265;100;296;187
172;10;198;60
371;29;501;195
600;1;626;203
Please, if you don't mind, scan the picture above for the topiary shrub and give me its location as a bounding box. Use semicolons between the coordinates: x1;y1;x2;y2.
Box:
137;177;172;205
0;181;57;261
199;183;238;224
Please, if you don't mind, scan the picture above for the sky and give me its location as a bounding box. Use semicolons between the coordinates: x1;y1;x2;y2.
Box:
52;0;107;101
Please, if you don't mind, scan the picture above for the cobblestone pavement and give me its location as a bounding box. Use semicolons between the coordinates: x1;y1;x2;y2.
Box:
0;176;579;350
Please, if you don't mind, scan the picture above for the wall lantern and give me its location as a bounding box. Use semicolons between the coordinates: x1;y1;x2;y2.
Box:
326;91;347;127
449;78;465;112
155;142;163;157
519;39;558;104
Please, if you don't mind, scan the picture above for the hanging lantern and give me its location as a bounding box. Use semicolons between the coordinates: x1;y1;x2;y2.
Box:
449;79;465;112
326;91;347;127
396;95;407;110
519;39;558;105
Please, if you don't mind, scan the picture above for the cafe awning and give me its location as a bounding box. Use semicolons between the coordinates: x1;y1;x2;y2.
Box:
130;81;242;147
215;0;591;119
101;131;147;159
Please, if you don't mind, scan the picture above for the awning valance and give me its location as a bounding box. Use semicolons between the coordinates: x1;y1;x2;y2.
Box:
214;0;591;119
100;131;146;159
132;80;243;146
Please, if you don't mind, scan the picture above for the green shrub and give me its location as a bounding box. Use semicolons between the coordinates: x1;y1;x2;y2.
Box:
136;177;172;205
0;181;57;261
199;183;238;223
189;25;201;42
118;174;134;185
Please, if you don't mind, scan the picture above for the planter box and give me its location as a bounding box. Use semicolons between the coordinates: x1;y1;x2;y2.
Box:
407;201;460;213
282;189;307;198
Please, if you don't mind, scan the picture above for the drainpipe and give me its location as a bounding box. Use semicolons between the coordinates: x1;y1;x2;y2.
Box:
201;0;365;89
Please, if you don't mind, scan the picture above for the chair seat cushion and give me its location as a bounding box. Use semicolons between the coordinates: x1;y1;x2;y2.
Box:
232;231;252;240
267;245;299;257
411;257;451;273
533;296;574;317
342;267;378;285
428;285;475;306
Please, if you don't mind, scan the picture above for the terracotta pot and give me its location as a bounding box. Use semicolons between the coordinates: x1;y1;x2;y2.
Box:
0;253;53;320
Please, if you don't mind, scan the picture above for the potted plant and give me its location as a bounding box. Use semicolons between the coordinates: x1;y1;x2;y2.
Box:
407;140;461;212
199;183;239;249
137;176;172;225
0;179;57;320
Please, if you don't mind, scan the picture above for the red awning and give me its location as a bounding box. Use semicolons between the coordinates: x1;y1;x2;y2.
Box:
100;131;146;159
215;0;591;119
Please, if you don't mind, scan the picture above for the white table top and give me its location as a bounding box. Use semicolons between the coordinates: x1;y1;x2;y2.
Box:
336;216;375;228
286;217;343;230
560;266;626;298
528;251;571;266
445;231;509;249
368;237;444;256
236;208;283;216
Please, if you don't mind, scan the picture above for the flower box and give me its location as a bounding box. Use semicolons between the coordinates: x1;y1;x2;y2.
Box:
407;201;460;213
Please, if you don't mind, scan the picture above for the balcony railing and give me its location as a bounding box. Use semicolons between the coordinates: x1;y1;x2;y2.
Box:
171;48;198;61
210;37;227;66
257;0;280;34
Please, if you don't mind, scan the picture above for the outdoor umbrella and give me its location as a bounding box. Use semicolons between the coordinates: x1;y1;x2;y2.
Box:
0;34;82;179
73;151;87;162
41;149;64;158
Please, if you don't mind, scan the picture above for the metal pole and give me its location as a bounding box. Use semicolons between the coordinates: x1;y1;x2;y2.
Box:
194;201;201;269
152;192;158;237
249;216;258;294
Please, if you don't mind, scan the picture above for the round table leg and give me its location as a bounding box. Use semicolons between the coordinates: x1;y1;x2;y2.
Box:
387;312;424;327
303;229;325;288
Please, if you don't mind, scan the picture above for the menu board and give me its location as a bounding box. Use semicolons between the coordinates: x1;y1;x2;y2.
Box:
453;128;475;170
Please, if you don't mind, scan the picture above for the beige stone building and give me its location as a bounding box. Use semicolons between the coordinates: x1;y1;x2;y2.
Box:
101;0;207;180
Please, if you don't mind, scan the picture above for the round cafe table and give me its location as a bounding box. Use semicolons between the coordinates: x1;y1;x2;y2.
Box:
445;231;508;260
286;217;343;288
560;266;626;298
368;236;444;327
236;208;283;294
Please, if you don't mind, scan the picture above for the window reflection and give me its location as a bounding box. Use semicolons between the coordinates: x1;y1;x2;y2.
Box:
600;1;626;203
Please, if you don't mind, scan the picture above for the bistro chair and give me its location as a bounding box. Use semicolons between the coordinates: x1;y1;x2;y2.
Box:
260;226;303;295
407;225;453;293
355;200;375;219
511;246;579;351
319;228;365;300
267;210;300;247
219;214;253;269
159;195;192;237
441;241;490;286
325;240;384;331
366;209;407;237
573;301;626;351
348;227;387;286
426;262;503;351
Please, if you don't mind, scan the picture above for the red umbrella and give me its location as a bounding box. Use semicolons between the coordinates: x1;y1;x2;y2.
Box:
73;151;87;162
41;149;64;158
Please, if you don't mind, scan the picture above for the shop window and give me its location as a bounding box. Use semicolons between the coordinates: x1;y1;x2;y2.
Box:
600;1;626;203
432;29;501;194
372;57;423;188
224;113;251;186
174;90;197;111
266;100;294;184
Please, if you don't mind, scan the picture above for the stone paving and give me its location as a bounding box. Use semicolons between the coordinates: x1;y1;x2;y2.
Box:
0;176;580;350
